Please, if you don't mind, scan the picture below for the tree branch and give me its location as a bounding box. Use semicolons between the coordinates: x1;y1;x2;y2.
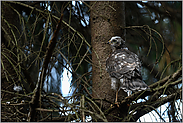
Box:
138;2;181;24
116;67;182;121
27;10;64;121
129;89;182;121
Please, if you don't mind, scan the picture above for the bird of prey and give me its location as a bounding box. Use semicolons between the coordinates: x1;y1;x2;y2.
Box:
106;36;149;103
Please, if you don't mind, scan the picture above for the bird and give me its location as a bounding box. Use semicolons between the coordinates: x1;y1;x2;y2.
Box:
106;36;149;103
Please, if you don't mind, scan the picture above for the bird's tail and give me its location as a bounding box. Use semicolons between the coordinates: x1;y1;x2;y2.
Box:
120;78;149;92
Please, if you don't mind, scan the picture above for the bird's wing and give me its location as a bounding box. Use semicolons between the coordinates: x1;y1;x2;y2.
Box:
106;49;142;79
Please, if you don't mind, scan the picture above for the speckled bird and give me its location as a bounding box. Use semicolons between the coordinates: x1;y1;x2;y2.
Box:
106;36;149;103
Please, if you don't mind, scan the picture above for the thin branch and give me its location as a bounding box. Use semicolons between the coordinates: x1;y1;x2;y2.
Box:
27;8;64;121
129;89;182;121
119;67;181;104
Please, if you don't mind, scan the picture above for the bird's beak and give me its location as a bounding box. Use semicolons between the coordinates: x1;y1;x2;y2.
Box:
107;40;111;44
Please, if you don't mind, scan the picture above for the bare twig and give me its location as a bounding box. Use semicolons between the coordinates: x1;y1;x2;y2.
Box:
27;8;64;121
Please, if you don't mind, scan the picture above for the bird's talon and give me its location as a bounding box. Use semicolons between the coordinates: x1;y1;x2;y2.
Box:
115;102;120;107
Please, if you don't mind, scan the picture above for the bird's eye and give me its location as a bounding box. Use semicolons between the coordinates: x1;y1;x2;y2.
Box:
113;40;117;43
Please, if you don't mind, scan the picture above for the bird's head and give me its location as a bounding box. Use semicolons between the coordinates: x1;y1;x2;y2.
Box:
107;36;125;51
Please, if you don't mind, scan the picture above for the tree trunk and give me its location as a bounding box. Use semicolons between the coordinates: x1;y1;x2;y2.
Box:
90;1;127;121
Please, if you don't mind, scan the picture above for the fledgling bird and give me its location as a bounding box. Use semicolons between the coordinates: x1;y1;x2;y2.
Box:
106;36;149;103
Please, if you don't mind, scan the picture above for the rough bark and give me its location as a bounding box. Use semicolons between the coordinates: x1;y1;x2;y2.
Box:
90;1;127;121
